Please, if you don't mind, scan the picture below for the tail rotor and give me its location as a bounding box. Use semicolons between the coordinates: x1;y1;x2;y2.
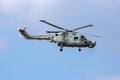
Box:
17;25;28;38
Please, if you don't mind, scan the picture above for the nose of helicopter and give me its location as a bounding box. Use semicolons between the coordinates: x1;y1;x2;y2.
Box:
92;41;96;46
88;41;96;48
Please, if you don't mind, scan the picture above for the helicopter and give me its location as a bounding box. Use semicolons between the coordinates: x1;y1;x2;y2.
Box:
18;20;100;51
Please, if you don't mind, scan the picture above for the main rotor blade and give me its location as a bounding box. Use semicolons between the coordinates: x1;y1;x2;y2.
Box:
72;24;93;31
79;33;100;38
40;20;68;31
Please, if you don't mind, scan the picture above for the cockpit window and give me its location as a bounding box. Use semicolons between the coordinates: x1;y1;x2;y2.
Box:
55;34;58;36
81;35;87;41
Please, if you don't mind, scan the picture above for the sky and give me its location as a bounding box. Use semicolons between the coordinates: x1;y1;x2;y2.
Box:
0;0;120;80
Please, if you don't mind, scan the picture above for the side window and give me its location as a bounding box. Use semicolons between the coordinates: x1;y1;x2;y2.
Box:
74;37;78;41
55;34;58;36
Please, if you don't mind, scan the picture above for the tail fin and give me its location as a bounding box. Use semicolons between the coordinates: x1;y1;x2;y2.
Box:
17;27;31;39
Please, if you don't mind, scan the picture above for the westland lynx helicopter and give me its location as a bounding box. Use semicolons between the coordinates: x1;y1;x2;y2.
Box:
18;20;100;51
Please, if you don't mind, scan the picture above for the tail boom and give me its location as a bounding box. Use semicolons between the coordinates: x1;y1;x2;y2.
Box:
18;27;53;40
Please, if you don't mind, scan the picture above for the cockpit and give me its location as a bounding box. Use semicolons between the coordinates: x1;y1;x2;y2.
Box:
81;35;87;41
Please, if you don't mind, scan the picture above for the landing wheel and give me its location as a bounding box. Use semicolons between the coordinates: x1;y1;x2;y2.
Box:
60;49;63;51
60;43;63;52
78;48;81;51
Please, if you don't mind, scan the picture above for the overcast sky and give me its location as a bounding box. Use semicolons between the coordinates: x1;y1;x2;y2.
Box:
0;0;120;80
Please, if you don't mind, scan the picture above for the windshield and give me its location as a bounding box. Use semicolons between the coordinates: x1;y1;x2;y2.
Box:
81;35;87;41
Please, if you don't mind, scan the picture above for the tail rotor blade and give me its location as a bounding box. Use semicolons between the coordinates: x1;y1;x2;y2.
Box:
18;34;23;38
17;27;21;31
24;25;28;30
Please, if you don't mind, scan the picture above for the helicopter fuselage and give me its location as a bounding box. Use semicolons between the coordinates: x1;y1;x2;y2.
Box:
18;20;98;51
51;32;96;48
